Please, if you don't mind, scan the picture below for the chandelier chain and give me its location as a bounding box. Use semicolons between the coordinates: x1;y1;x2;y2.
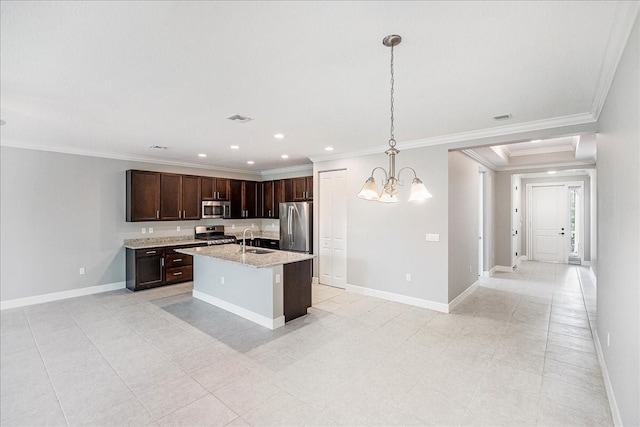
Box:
389;44;396;148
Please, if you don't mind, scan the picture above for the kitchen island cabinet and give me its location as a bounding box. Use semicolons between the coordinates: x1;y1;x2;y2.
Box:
176;245;315;329
125;240;207;291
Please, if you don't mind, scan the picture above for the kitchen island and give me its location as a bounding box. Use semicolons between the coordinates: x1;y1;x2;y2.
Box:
176;245;315;329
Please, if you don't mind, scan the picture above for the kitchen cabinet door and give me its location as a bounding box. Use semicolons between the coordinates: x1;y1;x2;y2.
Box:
305;176;313;200
202;177;230;201
263;181;275;218
215;178;230;201
243;181;257;218
160;173;182;220
181;175;201;220
229;179;244;218
292;177;307;201
126;170;160;221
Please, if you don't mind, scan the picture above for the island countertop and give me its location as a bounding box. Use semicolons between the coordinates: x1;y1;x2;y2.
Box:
176;245;315;268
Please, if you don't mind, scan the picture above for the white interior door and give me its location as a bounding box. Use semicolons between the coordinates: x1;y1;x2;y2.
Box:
532;185;568;263
319;170;347;288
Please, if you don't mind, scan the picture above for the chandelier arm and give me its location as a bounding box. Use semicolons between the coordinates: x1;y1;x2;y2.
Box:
397;167;419;181
369;166;389;182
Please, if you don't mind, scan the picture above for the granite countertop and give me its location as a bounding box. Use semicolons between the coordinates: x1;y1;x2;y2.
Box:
123;237;205;250
176;245;315;268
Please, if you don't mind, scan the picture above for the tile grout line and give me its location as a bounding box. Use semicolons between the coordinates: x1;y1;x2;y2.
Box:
22;307;71;427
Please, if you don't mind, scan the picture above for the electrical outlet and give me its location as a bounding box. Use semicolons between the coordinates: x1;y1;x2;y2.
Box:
406;273;411;282
251;223;255;227
232;224;235;229
275;274;281;283
148;227;154;234
141;228;146;234
425;233;440;242
221;276;225;284
79;267;85;275
176;226;181;231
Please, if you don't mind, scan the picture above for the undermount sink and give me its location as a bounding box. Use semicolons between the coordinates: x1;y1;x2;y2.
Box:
242;249;273;255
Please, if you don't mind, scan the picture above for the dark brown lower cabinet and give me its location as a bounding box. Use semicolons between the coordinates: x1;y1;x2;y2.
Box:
126;243;206;291
283;259;312;322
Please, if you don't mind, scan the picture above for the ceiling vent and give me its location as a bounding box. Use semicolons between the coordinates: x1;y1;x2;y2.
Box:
148;145;168;150
226;114;253;123
493;114;512;121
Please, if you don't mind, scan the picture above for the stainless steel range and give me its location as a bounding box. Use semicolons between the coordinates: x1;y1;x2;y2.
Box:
194;225;237;245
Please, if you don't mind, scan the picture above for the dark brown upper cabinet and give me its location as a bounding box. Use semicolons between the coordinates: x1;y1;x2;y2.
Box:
229;179;259;218
159;173;201;220
201;177;230;201
284;176;313;202
127;170;161;221
262;180;284;218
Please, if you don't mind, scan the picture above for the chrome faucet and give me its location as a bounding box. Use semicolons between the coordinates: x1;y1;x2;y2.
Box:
242;228;254;254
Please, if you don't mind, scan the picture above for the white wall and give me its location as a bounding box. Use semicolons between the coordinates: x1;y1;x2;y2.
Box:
595;12;640;426
448;151;481;300
0;146;261;302
313;145;450;305
482;168;496;272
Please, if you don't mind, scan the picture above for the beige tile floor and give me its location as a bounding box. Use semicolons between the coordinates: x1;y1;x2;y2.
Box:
1;261;612;426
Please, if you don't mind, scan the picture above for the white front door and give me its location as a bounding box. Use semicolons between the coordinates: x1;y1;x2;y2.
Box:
319;169;347;288
532;185;568;263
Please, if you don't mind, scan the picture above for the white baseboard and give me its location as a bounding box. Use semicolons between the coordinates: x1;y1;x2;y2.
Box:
494;265;514;273
582;260;592;266
345;284;449;313
593;330;622;426
484;266;497;277
0;281;126;310
192;290;285;330
448;280;479;312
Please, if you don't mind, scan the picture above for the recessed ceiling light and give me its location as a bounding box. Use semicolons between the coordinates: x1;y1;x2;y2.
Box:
198;153;207;158
325;146;334;151
281;154;289;159
274;133;285;139
531;139;542;143
230;145;240;150
548;170;557;174
247;160;255;165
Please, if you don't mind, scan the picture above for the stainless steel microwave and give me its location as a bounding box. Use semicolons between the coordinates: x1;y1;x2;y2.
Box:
202;201;230;219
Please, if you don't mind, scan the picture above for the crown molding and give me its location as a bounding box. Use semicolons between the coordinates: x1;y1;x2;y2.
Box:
461;149;498;171
508;145;575;157
311;112;596;163
495;159;595;172
590;2;640;120
260;164;313;177
0;141;267;177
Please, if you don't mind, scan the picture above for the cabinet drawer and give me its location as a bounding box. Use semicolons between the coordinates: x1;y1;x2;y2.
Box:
166;265;193;283
166;253;192;268
136;248;164;258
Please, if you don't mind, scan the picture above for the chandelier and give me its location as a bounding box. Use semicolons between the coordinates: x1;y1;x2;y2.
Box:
357;35;432;203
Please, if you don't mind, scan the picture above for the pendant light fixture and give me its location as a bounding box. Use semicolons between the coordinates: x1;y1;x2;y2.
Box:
357;35;432;204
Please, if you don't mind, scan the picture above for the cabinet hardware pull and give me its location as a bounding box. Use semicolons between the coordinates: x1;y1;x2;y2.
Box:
156;210;159;219
146;251;156;254
173;272;183;276
161;258;165;266
183;210;186;218
174;258;182;262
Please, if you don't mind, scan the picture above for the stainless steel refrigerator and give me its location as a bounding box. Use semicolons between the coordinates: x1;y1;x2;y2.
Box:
279;202;313;253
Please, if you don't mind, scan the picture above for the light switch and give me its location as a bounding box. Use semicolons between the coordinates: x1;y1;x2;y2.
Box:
141;228;146;234
148;227;154;234
426;233;440;242
275;274;281;283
